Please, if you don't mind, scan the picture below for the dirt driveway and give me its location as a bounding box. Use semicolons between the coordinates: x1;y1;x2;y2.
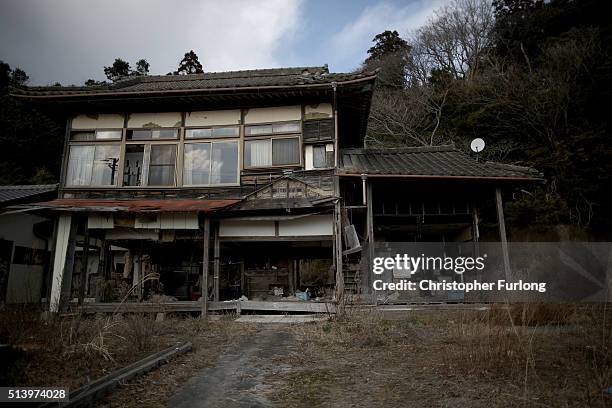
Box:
167;326;294;408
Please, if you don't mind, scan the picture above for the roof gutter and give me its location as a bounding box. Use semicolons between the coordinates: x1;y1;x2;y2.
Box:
337;172;545;182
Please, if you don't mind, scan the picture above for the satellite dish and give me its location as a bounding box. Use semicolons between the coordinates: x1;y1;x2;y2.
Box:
470;138;485;153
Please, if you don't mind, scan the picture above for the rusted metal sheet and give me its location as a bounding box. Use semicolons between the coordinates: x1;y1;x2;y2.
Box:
31;198;240;213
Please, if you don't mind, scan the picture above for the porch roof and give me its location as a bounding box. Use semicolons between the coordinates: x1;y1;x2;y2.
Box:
0;184;57;206
338;145;543;182
14;198;240;213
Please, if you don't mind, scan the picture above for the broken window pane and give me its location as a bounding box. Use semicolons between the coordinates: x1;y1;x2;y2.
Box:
148;145;177;186
272;138;299;165
127;129;178;140
123;145;146;186
91;145;120;185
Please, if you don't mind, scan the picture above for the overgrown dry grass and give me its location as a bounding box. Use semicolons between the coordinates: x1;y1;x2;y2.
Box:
4;303;612;407
0;305;254;398
270;304;612;407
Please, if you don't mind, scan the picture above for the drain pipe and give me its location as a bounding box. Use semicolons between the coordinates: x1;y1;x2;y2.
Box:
361;173;368;205
331;81;344;303
332;82;338;167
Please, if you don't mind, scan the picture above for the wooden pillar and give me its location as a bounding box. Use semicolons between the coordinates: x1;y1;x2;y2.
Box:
366;181;375;304
472;206;480;243
334;201;344;302
44;217;59;302
213;222;220;302
240;261;245;297
60;218;78;311
78;227;90;305
50;213;72;312
201;217;210;317
495;188;511;281
288;258;294;295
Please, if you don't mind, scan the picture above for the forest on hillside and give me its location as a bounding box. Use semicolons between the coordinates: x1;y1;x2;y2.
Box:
0;0;610;232
362;0;611;232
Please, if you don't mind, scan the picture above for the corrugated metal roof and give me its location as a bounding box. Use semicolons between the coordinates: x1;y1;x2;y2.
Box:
0;184;57;204
339;146;543;180
12;66;377;98
23;198;240;213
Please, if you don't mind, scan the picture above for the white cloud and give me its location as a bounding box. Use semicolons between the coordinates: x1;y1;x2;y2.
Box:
326;0;448;71
0;0;303;85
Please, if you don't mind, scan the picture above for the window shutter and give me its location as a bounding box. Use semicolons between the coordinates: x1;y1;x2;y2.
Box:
303;118;333;143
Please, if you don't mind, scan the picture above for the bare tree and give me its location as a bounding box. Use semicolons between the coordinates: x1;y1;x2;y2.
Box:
366;0;494;147
367;85;451;147
411;0;495;83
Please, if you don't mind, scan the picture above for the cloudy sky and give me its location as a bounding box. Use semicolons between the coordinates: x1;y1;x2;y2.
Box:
0;0;447;86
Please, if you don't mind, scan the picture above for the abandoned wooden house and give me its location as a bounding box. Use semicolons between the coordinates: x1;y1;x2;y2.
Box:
9;66;542;313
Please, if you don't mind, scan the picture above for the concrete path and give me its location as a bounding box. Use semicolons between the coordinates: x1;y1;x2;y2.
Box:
167;327;293;408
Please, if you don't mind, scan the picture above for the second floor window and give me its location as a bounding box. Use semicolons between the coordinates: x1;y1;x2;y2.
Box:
183;125;240;186
66;144;120;186
183;141;239;186
123;144;177;187
244;121;301;168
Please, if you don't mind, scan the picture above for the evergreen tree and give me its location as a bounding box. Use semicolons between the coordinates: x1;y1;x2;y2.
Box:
134;59;150;76
363;30;410;88
103;58;131;81
176;50;203;75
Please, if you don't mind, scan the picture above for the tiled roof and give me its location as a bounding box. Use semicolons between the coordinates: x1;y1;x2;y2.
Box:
0;184;58;204
339;146;543;180
12;66;377;98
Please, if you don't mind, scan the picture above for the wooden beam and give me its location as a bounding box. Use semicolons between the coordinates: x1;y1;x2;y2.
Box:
45;343;192;408
213;222;220;302
472;206;480;243
288;258;294;295
201;217;210;317
78;227;90;305
366;180;375;304
49;214;72;313
60;219;78;312
80;300;337;314
333;194;344;303
495;188;511;281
